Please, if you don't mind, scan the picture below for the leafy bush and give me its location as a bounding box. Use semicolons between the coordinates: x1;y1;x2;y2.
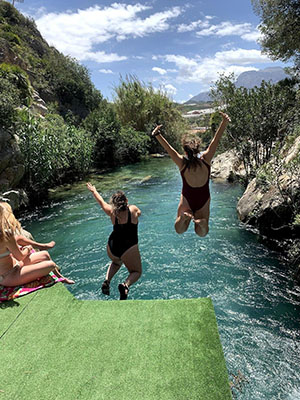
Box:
0;30;21;45
43;53;103;122
82;103;121;167
0;63;32;106
16;110;94;198
0;63;32;128
0;75;20;128
115;127;150;164
113;75;186;153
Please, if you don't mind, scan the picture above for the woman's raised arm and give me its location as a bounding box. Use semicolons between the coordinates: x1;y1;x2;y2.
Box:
87;183;113;216
202;112;230;164
151;125;184;169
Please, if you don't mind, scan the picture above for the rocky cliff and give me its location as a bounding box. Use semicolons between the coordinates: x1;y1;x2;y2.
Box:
237;135;300;276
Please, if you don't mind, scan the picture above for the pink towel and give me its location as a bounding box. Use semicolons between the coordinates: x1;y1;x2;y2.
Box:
0;272;64;302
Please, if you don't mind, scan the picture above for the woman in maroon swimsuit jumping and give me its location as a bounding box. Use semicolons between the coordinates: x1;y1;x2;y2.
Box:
151;112;230;237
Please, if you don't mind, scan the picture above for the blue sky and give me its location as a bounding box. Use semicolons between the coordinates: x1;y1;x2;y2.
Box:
16;0;289;103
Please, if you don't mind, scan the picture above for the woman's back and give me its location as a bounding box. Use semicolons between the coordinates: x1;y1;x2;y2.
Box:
181;158;210;188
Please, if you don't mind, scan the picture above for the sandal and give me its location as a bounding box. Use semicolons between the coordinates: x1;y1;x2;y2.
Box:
118;283;129;300
101;280;110;296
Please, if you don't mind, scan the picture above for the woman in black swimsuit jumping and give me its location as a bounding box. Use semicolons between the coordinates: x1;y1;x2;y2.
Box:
87;183;142;300
151;112;230;237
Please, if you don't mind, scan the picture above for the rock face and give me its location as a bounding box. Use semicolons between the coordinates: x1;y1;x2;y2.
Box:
211;150;246;182
237;136;300;235
237;177;295;237
237;135;300;274
0;128;25;193
30;90;48;117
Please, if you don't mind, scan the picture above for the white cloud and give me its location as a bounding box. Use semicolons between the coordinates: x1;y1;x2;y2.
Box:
160;48;271;88
35;4;182;63
214;48;270;64
152;67;167;75
241;29;261;42
99;69;114;74
163;84;177;97
196;21;252;37
178;19;209;33
185;20;259;43
84;52;127;63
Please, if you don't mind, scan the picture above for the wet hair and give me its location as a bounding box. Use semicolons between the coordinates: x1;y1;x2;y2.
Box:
182;135;202;169
110;191;128;215
0;202;21;242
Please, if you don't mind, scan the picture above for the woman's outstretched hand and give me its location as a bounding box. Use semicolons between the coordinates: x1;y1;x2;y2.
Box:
87;182;96;193
151;124;163;137
219;112;231;124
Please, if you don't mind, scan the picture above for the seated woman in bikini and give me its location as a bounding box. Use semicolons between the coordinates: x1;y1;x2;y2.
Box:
87;183;142;300
151;111;230;237
0;202;74;286
0;202;56;250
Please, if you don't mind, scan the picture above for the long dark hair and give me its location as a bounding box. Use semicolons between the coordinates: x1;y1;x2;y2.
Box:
182;135;202;169
110;191;128;215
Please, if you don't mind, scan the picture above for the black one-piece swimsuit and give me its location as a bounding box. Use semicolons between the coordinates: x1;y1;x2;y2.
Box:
108;209;138;258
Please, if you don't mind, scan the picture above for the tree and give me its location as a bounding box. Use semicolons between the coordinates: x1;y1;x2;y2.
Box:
252;0;300;67
113;75;186;153
211;73;298;181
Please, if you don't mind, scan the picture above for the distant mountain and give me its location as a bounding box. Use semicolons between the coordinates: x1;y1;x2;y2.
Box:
235;67;288;88
185;91;212;103
185;67;289;104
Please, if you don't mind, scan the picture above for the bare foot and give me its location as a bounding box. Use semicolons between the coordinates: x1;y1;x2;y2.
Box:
62;277;75;285
39;241;56;250
53;265;74;284
182;211;193;221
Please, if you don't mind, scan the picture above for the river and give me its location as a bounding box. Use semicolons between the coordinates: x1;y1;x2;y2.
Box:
21;157;300;399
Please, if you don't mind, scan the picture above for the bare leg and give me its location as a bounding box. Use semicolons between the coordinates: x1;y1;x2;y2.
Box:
194;219;209;237
175;211;193;234
15;234;55;250
175;195;193;234
105;262;122;282
193;199;210;238
2;260;56;286
106;245;122;283
121;244;142;288
24;251;74;284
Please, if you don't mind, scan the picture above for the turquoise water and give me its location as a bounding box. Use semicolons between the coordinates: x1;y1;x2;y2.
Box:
21;158;300;399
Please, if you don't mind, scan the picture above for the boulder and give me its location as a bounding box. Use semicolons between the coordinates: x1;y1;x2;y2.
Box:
211;149;246;182
1;189;29;210
237;177;294;237
237;135;300;240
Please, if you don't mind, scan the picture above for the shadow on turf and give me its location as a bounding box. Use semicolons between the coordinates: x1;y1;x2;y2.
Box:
0;300;20;309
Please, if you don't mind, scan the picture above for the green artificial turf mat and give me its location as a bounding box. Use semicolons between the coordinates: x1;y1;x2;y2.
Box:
0;284;232;400
0;294;34;339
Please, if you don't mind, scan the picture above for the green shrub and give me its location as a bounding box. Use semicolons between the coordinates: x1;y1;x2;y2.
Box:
43;54;103;121
113;76;186;153
115;127;150;164
0;75;20;128
16;110;94;198
0;30;21;45
0;63;32;106
82;103;121;167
